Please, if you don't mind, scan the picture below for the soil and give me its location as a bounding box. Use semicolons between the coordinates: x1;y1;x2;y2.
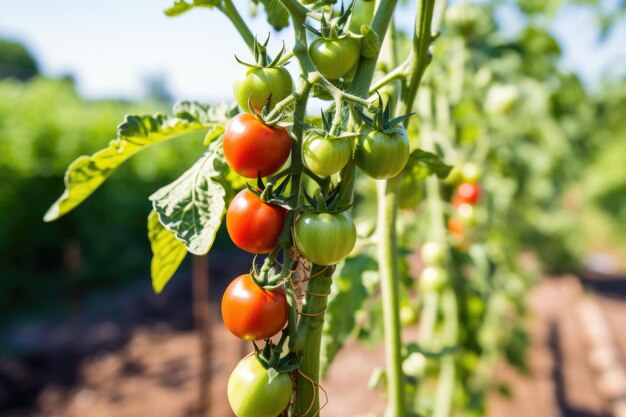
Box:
1;256;625;417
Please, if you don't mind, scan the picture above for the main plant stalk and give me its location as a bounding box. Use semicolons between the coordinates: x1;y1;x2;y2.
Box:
377;177;407;417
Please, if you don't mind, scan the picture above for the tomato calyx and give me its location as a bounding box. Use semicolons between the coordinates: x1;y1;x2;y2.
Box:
234;34;290;70
359;93;414;134
252;330;300;382
304;2;358;41
302;184;354;214
245;174;293;210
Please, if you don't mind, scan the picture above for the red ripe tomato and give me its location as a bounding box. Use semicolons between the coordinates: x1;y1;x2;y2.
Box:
223;113;291;178
226;189;286;254
221;274;288;341
454;182;481;205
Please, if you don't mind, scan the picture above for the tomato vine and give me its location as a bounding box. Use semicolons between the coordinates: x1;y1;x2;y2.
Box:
43;0;555;416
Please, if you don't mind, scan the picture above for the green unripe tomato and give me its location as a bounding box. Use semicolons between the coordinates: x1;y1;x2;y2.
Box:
294;211;357;265
227;355;292;417
309;37;360;80
419;266;447;292
461;162;481;183
456;203;476;226
233;66;293;113
356;126;410;179
402;352;427;378
302;133;353;177
400;305;418;325
421;241;444;266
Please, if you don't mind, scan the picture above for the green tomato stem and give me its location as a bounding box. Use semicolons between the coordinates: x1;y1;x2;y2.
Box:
218;0;255;51
348;0;400;97
418;291;439;344
376;177;407;417
433;289;458;417
395;0;437;121
291;265;334;417
264;7;336;415
369;63;408;95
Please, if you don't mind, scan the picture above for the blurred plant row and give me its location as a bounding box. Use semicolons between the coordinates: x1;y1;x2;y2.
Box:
316;0;626;414
0;68;213;314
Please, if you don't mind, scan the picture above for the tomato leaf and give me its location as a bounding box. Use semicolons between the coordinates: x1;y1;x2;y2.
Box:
150;139;228;256
251;0;290;31
148;210;188;294
407;149;453;179
405;343;459;358
164;0;219;17
320;254;378;376
44;102;231;222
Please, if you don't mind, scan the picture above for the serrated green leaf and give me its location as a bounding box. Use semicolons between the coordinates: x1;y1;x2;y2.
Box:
405;342;458;358
407;149;453;179
251;0;290;31
320;254;377;376
44;102;231;222
165;0;195;16
148;210;188;294
150;140;228;256
164;0;219;17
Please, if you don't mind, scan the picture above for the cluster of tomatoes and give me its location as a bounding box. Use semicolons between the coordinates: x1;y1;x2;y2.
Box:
418;241;448;292
218;5;415;415
220;112;293;417
447;163;482;243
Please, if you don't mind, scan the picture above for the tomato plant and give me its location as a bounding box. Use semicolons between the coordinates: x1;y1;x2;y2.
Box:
226;188;286;254
44;0;590;414
221;274;288;341
227;354;292;417
223;112;291;178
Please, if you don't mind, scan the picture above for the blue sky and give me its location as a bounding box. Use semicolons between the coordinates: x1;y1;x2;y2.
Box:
1;0;624;102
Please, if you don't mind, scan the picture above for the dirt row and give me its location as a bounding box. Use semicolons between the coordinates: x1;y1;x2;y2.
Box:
2;274;625;417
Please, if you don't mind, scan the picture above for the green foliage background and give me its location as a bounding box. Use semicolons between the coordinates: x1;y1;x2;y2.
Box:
0;77;214;313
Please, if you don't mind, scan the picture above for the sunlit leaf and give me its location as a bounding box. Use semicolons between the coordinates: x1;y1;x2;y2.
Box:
148;210;188;293
150;139;228;256
406;149;453;178
164;0;220;17
44;102;232;222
